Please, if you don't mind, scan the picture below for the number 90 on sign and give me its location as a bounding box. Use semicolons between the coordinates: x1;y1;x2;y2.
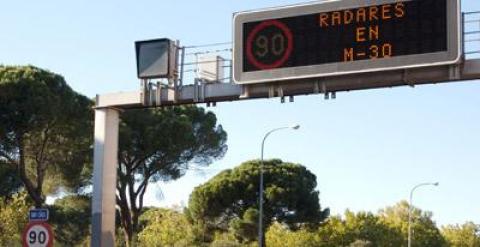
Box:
23;222;53;247
246;20;294;70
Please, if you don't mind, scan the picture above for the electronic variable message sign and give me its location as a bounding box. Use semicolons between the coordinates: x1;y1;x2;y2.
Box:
233;0;461;84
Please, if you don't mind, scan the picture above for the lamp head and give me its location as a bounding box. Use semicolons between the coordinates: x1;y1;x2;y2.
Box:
290;124;300;130
433;182;439;186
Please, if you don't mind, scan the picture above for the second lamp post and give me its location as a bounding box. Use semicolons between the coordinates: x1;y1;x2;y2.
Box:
408;182;439;247
258;124;300;247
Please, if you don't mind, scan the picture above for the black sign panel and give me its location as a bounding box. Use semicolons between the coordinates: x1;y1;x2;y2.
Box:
242;0;447;72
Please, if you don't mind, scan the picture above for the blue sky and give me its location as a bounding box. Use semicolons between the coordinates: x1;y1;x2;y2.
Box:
2;0;479;227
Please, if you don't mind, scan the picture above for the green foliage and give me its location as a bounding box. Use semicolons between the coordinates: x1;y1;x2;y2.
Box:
322;210;404;247
49;195;91;246
442;222;480;247
266;222;317;247
379;201;447;247
186;159;329;243
0;162;22;198
210;231;252;247
119;203;479;247
342;210;403;246
209;239;245;247
137;208;195;247
0;192;31;246
311;211;402;247
230;208;258;243
0;65;93;207
348;239;373;247
117;106;227;245
315;215;348;246
119;106;227;183
265;202;448;247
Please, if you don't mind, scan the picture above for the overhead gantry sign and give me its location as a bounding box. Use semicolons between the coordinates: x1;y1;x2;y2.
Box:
233;0;461;84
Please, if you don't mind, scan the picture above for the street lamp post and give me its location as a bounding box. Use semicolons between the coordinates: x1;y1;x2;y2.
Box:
258;124;300;247
408;182;439;247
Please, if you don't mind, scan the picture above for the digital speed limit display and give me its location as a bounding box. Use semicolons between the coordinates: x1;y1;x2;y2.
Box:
244;0;445;71
233;0;461;84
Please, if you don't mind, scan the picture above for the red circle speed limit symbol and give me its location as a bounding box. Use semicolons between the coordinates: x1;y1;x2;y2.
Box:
22;222;54;247
246;20;294;70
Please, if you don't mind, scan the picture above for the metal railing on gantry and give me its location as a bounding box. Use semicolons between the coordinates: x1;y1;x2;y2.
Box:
463;11;480;58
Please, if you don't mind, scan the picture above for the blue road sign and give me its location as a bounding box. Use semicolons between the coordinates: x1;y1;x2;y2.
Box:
29;208;49;222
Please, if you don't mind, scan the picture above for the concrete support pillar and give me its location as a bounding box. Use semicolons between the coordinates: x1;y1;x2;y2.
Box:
91;108;119;247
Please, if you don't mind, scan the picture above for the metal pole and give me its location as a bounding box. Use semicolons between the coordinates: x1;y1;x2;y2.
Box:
180;46;186;87
258;137;265;247
258;125;299;247
408;182;439;247
91;108;120;247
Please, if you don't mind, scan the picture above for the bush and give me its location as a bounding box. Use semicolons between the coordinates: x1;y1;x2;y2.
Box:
0;192;31;246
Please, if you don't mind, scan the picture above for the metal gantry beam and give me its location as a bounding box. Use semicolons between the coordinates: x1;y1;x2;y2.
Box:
96;59;480;109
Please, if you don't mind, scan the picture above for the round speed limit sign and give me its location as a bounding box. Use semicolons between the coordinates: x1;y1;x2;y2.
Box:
22;222;54;247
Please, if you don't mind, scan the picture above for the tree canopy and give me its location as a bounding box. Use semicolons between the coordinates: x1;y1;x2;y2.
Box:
442;222;480;247
313;211;403;247
0;65;93;207
133;199;476;247
0;192;31;246
49;195;91;246
379;201;446;247
266;202;448;247
116;106;227;246
186;159;329;243
0;162;22;198
137;208;196;247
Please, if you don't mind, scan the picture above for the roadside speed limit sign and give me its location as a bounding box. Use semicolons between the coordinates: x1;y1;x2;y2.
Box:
22;222;54;247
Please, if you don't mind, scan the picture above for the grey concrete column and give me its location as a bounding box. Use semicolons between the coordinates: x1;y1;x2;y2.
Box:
91;108;119;247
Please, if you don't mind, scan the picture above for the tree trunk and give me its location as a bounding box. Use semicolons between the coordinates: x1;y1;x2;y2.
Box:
120;210;140;247
18;140;44;208
122;226;132;247
127;171;141;246
131;209;140;244
118;191;133;247
118;164;150;247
